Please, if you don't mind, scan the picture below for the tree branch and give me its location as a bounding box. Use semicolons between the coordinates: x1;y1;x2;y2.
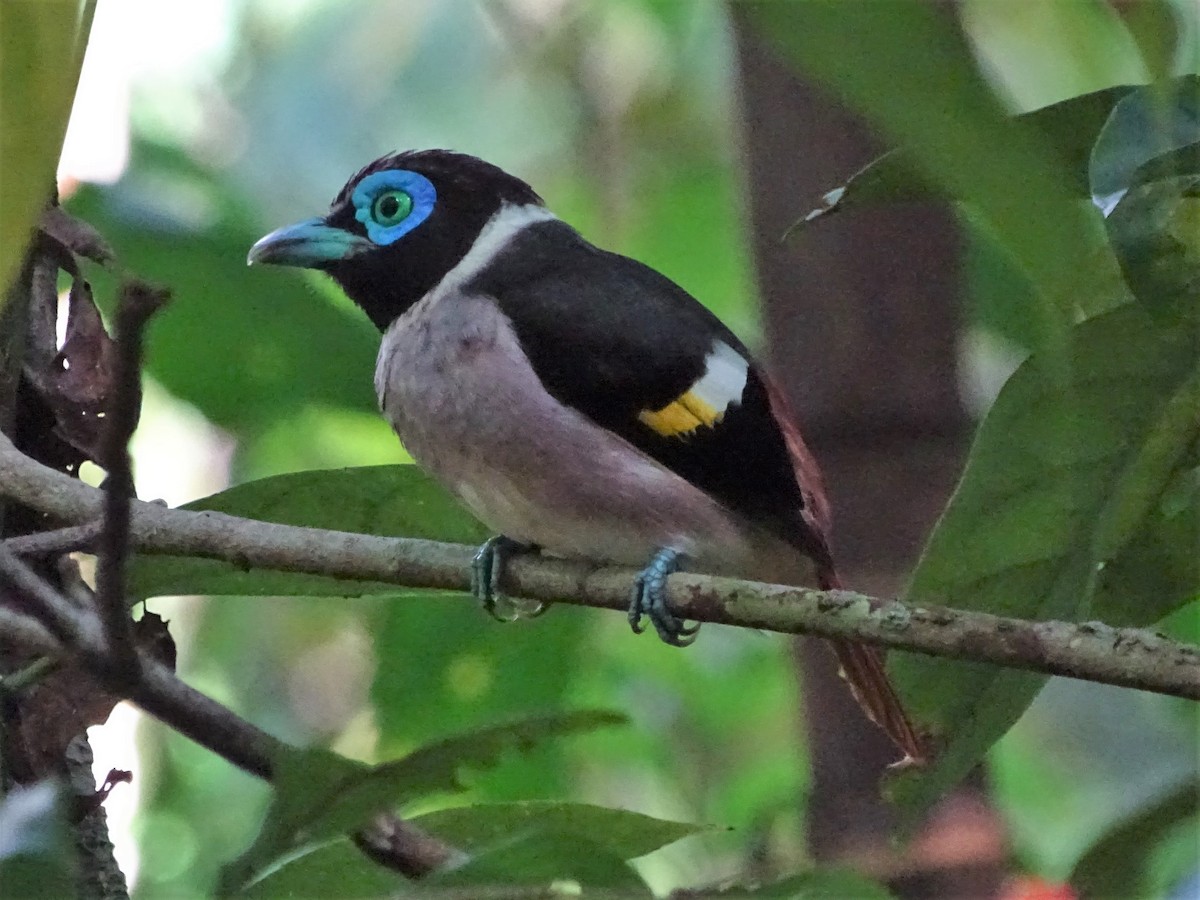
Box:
0;430;1196;701
0;546;462;878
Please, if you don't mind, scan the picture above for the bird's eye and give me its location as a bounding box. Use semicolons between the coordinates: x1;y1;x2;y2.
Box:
371;190;413;227
351;169;436;245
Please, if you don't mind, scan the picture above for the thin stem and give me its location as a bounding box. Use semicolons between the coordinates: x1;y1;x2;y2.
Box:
4;519;102;556
0;656;59;695
94;283;168;684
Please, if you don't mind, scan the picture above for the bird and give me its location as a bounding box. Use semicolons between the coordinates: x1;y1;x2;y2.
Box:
248;149;925;763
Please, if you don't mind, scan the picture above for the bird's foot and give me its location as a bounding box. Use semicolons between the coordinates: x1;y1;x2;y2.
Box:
470;535;545;622
629;547;699;647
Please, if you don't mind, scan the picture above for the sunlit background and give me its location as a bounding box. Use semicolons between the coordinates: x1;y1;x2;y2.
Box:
54;1;1199;896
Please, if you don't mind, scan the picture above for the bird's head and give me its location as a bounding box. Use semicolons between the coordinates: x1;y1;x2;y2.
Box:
248;150;543;330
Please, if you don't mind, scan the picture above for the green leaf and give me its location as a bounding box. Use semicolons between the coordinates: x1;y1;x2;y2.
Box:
1120;0;1182;80
221;710;626;893
411;801;706;859
127;464;488;600
799;83;1138;223
1091;75;1200;202
1095;463;1200;623
755;0;1108;352
796;75;1200;222
240;839;400;900
1071;781;1200;899
241;780;679;897
0;781;74;900
0;2;86;297
428;829;650;893
740;869;895;899
889;304;1200;826
1106;175;1200;324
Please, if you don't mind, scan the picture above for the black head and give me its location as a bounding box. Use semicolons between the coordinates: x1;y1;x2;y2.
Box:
248;150;543;330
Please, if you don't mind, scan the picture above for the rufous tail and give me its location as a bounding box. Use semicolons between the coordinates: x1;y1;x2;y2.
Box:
760;372;927;764
821;567;928;765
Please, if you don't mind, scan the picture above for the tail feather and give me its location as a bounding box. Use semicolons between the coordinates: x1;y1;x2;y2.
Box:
820;568;927;765
761;371;927;764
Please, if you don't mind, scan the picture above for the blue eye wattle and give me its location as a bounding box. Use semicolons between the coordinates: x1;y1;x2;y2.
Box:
352;170;437;245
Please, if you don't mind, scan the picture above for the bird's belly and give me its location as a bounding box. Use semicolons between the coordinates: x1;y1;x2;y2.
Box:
375;293;756;571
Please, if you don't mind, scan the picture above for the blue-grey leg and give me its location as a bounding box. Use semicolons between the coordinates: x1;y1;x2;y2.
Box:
470;535;545;622
629;547;700;647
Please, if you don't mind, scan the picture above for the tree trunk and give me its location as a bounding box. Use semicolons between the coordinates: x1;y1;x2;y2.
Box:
729;7;1006;896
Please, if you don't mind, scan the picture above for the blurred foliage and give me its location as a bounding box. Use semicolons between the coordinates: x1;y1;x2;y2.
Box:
0;1;87;298
1071;780;1199;899
0;782;74;900
0;0;1192;897
221;711;627;893
890;302;1198;824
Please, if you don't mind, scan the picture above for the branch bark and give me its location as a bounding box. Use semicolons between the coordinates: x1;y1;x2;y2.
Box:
1;431;1195;702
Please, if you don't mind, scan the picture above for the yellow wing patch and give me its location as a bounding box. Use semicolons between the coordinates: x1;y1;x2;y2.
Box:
638;390;723;437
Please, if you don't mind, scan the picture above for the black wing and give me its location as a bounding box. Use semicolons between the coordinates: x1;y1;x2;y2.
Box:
468;220;814;552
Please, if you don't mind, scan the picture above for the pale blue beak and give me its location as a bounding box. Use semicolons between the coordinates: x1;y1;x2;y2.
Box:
247;217;371;268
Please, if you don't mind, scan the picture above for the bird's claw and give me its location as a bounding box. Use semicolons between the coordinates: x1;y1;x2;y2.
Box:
470;536;545;621
629;547;699;647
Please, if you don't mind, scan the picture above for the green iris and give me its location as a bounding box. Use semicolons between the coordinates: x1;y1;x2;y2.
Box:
371;189;413;227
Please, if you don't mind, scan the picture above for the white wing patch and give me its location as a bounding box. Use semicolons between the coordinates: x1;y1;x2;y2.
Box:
692;340;749;413
638;339;750;438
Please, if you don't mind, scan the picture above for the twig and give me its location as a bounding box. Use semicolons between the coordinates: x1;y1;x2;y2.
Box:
0;656;59;695
0;544;100;648
0;547;461;877
94;282;168;685
4;519;102;557
0;431;1196;701
0;544;275;777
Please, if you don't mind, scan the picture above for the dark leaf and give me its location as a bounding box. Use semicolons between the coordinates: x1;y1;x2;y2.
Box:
798;83;1138;224
755;1;1109;355
1125;141;1200;192
1118;0;1183;79
889;304;1200;826
21;276;119;465
1105;174;1200;324
1090;76;1200;202
1071;780;1199;899
740;869;895;899
221;710;625;893
411;801;707;859
240;838;401;899
796;76;1200;221
1096;465;1200;620
13;662;121;781
428;829;650;893
311;711;626;839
